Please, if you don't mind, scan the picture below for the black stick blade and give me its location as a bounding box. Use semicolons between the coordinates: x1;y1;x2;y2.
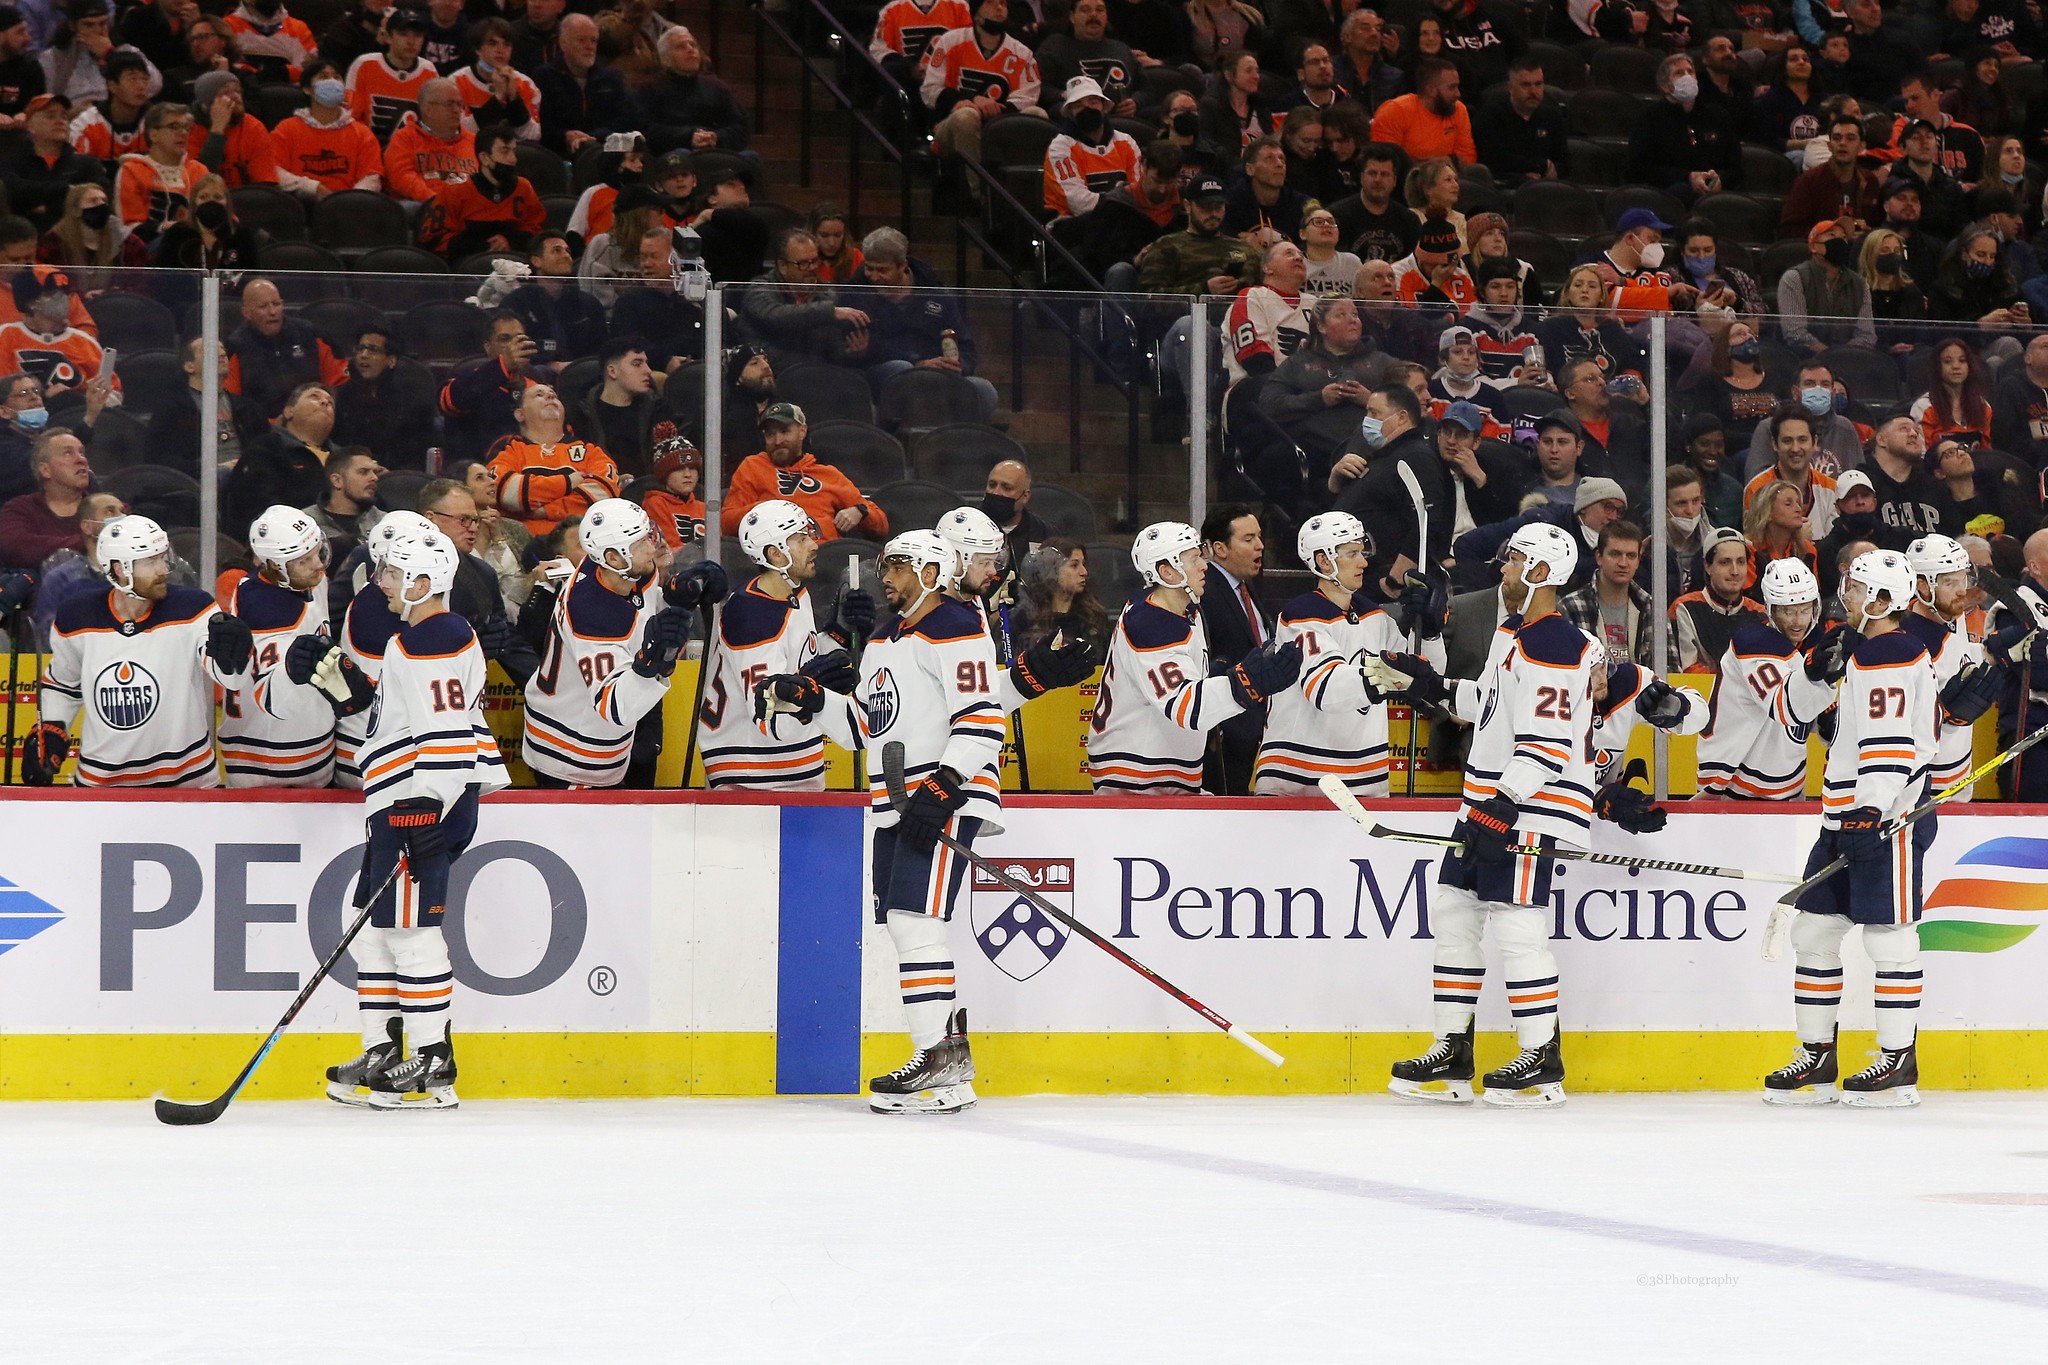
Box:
154;1095;229;1126
881;741;911;811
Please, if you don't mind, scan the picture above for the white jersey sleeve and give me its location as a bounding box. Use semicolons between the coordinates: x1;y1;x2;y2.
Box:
699;577;829;790
334;581;403;789
1086;597;1244;793
360;610;509;814
41;585;226;788
520;561;670;787
219;573;335;788
1256;591;1442;795
1694;624;1811;799
1818;626;1939;824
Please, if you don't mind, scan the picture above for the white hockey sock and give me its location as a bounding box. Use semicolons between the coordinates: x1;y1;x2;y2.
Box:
354;925;400;1048
1864;923;1922;1051
1429;884;1486;1036
885;910;955;1051
1791;912;1852;1044
388;926;454;1050
1495;906;1559;1048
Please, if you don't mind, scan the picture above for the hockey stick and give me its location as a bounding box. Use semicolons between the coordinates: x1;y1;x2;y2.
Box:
1760;718;2048;961
3;607;20;785
881;741;1284;1067
679;597;718;790
154;858;408;1126
1318;775;1802;883
1395;461;1428;797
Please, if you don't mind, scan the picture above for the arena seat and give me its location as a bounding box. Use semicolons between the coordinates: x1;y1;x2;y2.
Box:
309;190;410;259
401;300;491;366
112;349;185;417
232;184;308;242
806;420;908;488
1024;484;1096;540
1565;88;1643;138
1690;192;1778;246
302;297;390;354
1588;45;1662;95
868;478;959;533
778;363;877;426
909;422;1026;493
85;292;178;352
1509;180;1603;239
514;143;570;197
876;368;986;436
1525;39;1586;91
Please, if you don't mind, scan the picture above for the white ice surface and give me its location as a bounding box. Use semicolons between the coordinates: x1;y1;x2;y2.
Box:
8;1094;2048;1363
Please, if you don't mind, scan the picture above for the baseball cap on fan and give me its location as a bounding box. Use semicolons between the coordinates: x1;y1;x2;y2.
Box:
760;402;808;428
1188;176;1228;205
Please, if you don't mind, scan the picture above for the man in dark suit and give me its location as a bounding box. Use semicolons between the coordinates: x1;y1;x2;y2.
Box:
1429;583;1504;772
1198;502;1266;794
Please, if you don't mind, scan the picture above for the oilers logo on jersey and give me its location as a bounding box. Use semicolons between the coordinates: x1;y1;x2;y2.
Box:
865;667;900;735
971;859;1071;981
94;660;159;730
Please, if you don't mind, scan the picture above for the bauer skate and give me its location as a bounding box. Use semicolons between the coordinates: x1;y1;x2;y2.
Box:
1840;1043;1918;1109
325;1019;401;1108
367;1036;459;1111
1388;1022;1475;1103
1481;1035;1566;1108
869;1027;978;1116
1762;1031;1838;1106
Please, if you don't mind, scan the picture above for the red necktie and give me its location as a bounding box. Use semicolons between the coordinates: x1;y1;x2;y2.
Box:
1239;582;1263;647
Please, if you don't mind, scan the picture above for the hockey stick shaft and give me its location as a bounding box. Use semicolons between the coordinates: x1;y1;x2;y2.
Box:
1396;461;1427;797
3;608;20;786
679;599;717;790
881;742;1283;1067
154;857;406;1125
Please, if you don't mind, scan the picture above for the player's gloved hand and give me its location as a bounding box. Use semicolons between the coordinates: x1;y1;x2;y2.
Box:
829;587;877;643
1985;619;2036;668
1835;805;1887;861
1635;677;1690;730
631;606;692;678
381;797;446;866
798;648;858;694
1594;759;1666;833
284;633;333;686
1011;628;1098;698
1361;649;1450;710
19;721;69;785
1940;656;2005;724
473;612;518;660
1227;637;1302;707
0;570;34;613
983;567;1018;609
205;612;254;674
753;673;825;724
1455;793;1520;865
898;766;968;853
1802;624;1850;685
663;559;728;613
1394;565;1450;640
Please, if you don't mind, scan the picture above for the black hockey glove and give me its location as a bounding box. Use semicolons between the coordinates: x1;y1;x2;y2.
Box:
1455;793;1520;865
663;559;728;614
284;633;331;686
473;612;519;660
1835;805;1887;862
898;767;968;854
1394;566;1450;641
1985;619;2036;668
1635;677;1690;731
1594;760;1667;834
1011;629;1098;699
19;721;69;786
0;569;33;614
1362;650;1451;711
206;612;254;674
1227;637;1303;708
826;587;877;645
1803;625;1851;685
798;648;859;694
1939;657;2004;724
380;797;446;866
285;634;376;715
753;673;826;724
632;606;693;679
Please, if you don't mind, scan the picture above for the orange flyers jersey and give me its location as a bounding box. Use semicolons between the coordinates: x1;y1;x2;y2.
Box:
643;489;705;551
347;54;436;142
0;321;115;395
486;435;623;534
272;108;384;192
870;0;971;64
1042;130;1140;217
70;103;146;160
0;268;95;337
450;65;541;134
920;27;1040;110
113;153;205;229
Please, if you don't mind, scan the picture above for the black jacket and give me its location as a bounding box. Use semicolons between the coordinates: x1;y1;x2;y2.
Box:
0;142;106;230
1472;93;1569;185
1332;425;1452;571
333;367;438;471
146;388;267;481
845;258;980;373
227;318;334;422
225;428;330;532
1625;100;1743;200
504;280;609;366
634;70;751;154
534;57;630;157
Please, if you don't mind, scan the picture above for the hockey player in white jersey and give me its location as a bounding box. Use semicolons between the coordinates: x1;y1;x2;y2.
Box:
755;530;1001;1114
697;498;869;790
1086;521;1302;793
322;529;509;1110
1255;511;1443;795
936;505;1097;713
1365;522;1601;1106
1766;549;1940;1107
1696;560;1823;800
301;512;432;788
523;498;722;788
27;515;251;788
1900;534;2007;798
218;506;336;787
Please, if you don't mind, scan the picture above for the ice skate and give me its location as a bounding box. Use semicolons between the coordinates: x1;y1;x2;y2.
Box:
325;1019;401;1108
929;1008;975;1085
1762;1031;1838;1106
869;1041;977;1115
367;1036;459;1111
1840;1043;1919;1109
1480;1035;1566;1107
1388;1022;1475;1103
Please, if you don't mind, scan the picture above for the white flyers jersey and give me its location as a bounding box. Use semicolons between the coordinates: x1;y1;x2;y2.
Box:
1696;623;1810;799
358;610;509;815
40;585;243;788
699;576;829;790
1899;610;1979;797
218;572;335;788
1589;660;1710;768
1448;609;1600;849
1086;595;1245;794
1256;590;1438;795
816;597;1005;831
522;562;670;787
334;579;402;789
1783;626;1938;826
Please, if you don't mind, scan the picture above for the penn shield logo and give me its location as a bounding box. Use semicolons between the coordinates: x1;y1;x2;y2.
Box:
0;876;64;958
1920;837;2048;953
865;668;899;736
971;859;1071;981
93;660;160;730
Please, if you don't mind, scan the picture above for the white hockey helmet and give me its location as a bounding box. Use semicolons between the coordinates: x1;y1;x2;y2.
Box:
1907;532;1972;585
936;505;1006;560
579;497;655;573
383;529;459;608
1131;520;1201;589
366;510;435;567
1759;557;1819;607
1503;520;1578;587
1844;548;1914;621
738;498;815;576
249;505;326;579
98;514;169;599
882;528;959;619
1297;511;1367;583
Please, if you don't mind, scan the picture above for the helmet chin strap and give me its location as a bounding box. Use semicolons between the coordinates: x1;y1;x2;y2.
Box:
400;574;436;611
108;561;145;602
766;541;800;593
